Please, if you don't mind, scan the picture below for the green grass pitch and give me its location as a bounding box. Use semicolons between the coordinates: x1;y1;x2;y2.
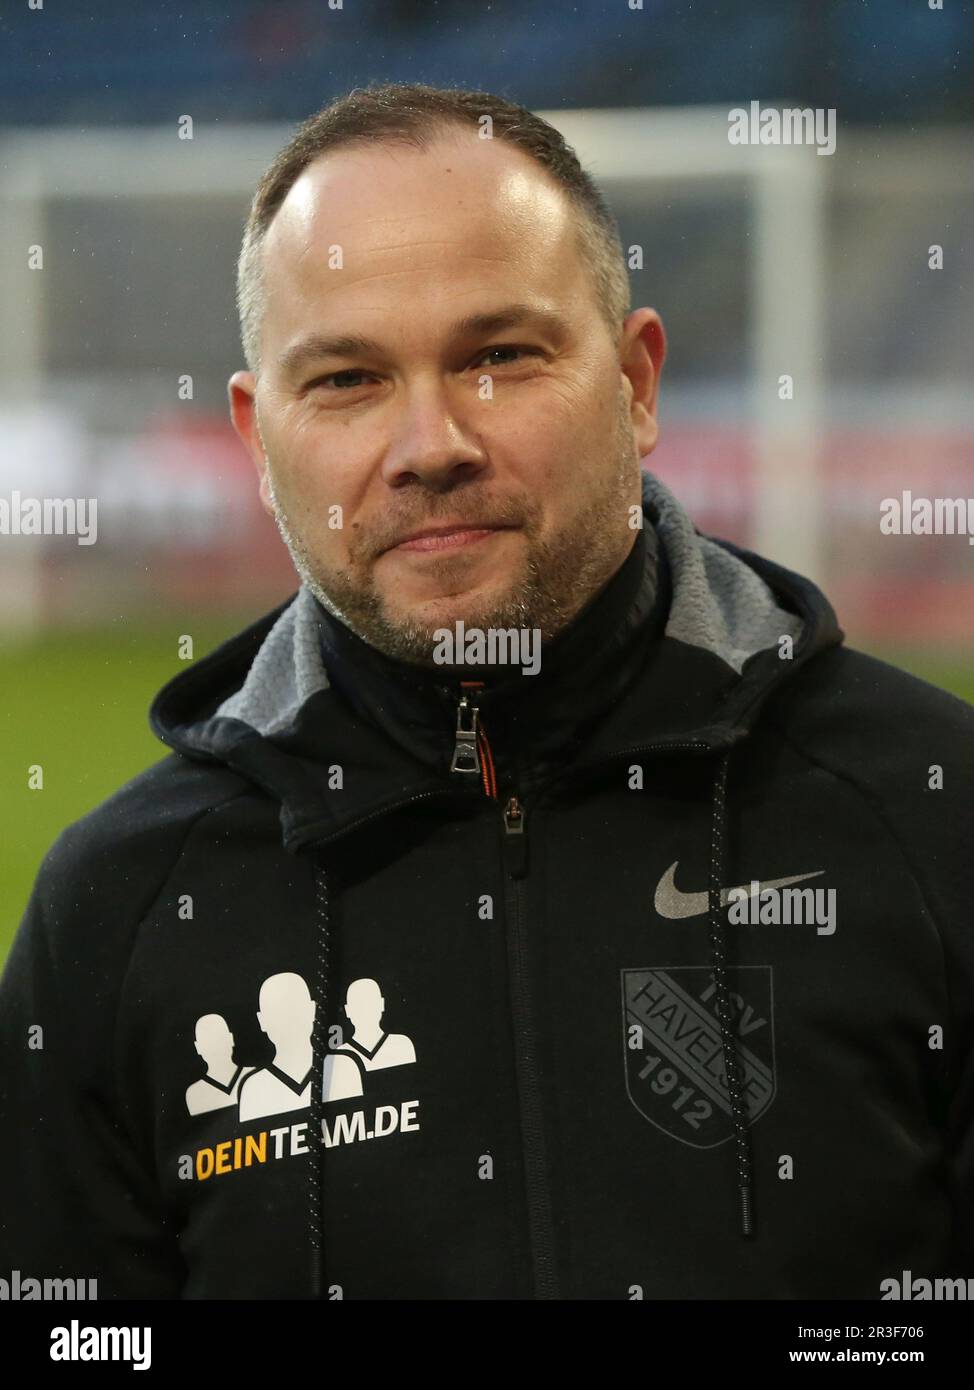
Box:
1;628;972;967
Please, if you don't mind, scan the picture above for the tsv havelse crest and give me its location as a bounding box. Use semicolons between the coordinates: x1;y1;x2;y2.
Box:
622;966;776;1149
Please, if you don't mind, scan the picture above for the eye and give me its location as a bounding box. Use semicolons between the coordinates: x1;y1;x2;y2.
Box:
474;344;539;369
307;369;374;391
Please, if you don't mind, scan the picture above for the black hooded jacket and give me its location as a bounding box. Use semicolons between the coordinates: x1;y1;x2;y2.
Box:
2;469;974;1300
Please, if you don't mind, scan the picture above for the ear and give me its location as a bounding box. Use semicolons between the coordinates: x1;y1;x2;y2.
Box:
228;370;275;517
618;308;666;458
256;1010;266;1035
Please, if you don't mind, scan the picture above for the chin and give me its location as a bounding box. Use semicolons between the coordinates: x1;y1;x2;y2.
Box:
391;587;511;634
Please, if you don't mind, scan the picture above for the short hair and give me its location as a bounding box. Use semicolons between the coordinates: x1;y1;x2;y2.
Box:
236;81;631;376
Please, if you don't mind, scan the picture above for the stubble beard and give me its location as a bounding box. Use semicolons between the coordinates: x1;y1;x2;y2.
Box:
263;390;642;668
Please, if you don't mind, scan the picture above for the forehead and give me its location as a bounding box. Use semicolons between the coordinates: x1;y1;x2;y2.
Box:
259;128;593;343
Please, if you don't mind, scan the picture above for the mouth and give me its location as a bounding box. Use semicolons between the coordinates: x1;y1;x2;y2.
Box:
386;524;515;555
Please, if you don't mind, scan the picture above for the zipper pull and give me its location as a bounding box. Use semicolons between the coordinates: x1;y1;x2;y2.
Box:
450;692;482;775
503;795;525;834
503;794;528;877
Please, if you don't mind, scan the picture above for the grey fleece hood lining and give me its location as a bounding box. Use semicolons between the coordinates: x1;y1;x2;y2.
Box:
215;471;804;739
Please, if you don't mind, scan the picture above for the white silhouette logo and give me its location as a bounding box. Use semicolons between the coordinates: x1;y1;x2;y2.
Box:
185;971;415;1121
236;971;320;1122
323;977;416;1103
185;1014;252;1115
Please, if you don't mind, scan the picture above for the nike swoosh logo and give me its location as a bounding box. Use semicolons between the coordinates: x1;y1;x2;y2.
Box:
654;861;826;920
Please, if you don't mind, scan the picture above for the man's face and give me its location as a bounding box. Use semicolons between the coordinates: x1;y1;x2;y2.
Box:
230;126;664;664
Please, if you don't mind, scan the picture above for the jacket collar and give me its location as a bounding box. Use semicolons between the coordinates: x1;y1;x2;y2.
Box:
302;516;664;797
150;471;843;851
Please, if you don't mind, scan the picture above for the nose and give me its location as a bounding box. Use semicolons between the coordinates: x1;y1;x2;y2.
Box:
379;376;489;490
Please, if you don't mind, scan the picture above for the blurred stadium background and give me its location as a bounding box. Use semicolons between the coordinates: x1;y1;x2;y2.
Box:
1;0;972;963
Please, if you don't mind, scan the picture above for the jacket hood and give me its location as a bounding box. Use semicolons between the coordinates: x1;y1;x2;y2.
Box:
151;469;843;831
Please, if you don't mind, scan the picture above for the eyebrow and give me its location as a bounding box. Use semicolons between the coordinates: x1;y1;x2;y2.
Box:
275;304;570;378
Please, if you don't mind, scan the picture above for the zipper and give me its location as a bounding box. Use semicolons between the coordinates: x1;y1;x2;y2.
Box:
450;682;497;798
501;793;528;889
293;682;519;852
449;682;557;1296
450;690;482;775
501;791;559;1298
448;698;722;1298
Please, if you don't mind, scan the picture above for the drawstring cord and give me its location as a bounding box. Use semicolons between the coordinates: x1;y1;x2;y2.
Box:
309;858;331;1297
307;745;753;1301
706;748;755;1237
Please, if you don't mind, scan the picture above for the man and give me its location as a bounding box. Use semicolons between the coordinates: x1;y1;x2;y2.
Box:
1;82;973;1301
